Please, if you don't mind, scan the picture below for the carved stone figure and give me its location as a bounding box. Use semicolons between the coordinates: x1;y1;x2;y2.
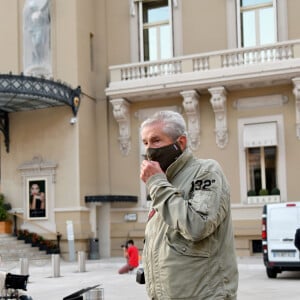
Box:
23;0;51;77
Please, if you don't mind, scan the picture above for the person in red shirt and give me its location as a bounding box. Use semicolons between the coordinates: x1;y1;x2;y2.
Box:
118;239;139;274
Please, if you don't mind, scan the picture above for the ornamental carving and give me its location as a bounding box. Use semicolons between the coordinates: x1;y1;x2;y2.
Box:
292;78;300;139
110;98;131;155
181;90;200;151
18;155;57;183
208;86;228;149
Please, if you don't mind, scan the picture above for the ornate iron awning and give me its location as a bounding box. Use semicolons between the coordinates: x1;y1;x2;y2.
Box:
0;73;81;153
0;73;81;114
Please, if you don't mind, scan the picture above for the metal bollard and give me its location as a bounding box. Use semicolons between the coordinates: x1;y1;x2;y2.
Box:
85;287;104;300
51;254;60;277
19;257;29;275
78;251;86;272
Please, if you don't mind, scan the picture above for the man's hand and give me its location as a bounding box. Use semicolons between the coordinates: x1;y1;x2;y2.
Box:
140;160;163;183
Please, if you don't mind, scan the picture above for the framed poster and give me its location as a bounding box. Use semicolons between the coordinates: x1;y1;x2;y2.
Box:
27;178;47;219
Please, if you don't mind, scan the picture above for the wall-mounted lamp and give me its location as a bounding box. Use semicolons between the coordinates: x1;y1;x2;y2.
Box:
70;117;77;125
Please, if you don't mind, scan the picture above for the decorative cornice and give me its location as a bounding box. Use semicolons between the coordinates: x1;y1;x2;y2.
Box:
208;86;228;149
110;98;131;155
292;77;300;139
18;155;57;173
180;90;200;150
18;155;57;182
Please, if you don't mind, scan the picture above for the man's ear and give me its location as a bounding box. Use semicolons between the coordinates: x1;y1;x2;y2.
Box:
177;135;187;151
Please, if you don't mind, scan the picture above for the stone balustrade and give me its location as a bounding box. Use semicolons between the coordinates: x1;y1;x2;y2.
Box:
108;39;300;83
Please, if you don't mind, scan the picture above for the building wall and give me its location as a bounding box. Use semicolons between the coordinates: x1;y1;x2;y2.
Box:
0;0;99;259
0;0;300;259
182;0;228;54
2;106;77;206
287;0;300;39
106;0;131;66
0;0;20;72
104;0;300;257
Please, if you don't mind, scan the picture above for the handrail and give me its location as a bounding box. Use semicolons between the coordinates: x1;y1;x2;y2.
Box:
9;211;58;237
9;212;62;254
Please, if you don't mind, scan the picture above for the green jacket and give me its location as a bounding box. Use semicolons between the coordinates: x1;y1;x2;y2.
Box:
143;150;238;300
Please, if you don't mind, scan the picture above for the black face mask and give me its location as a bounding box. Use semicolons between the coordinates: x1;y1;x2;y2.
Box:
146;142;182;172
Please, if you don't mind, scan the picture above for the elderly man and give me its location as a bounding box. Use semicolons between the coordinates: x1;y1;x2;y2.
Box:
140;110;238;300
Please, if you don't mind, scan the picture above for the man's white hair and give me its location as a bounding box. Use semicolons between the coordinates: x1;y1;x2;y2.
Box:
141;110;187;141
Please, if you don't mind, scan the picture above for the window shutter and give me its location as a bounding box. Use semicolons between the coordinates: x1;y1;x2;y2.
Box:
243;122;278;148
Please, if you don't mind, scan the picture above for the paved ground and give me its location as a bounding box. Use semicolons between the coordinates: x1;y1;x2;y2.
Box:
1;255;300;299
238;256;300;300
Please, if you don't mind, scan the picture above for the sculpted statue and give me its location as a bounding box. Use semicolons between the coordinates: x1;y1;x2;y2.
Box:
23;0;51;76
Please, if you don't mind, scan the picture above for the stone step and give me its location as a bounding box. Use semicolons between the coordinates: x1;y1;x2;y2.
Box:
0;234;51;263
0;243;42;250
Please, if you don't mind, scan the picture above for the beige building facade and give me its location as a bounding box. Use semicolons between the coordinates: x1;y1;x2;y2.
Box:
0;0;300;258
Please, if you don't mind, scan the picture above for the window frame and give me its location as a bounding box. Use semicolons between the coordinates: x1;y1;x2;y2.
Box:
226;0;287;49
238;115;287;204
237;0;277;47
139;0;173;61
130;0;182;62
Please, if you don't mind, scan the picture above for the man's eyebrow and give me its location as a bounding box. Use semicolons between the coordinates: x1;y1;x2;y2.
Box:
142;135;158;141
149;135;160;140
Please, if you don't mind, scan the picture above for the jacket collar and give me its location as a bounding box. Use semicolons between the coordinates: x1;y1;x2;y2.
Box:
165;149;193;180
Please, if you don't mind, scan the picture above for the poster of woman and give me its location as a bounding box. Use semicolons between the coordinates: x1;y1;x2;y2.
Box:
28;179;47;219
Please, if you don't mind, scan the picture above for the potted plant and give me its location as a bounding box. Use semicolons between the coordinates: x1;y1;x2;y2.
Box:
45;240;60;254
271;187;280;195
31;233;39;247
38;237;47;251
0;193;12;234
247;190;256;197
259;189;269;196
17;229;25;240
23;229;31;243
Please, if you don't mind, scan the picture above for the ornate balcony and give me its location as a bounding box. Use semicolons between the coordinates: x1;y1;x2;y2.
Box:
106;40;300;154
106;39;300;101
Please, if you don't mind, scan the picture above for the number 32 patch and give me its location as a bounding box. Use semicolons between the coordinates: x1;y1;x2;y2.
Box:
191;179;216;191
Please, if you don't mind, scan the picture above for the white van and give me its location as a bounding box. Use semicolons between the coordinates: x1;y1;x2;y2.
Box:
262;202;300;278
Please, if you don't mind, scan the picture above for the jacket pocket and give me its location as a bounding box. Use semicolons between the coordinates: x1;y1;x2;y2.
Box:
166;229;210;257
158;232;211;298
188;190;213;215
